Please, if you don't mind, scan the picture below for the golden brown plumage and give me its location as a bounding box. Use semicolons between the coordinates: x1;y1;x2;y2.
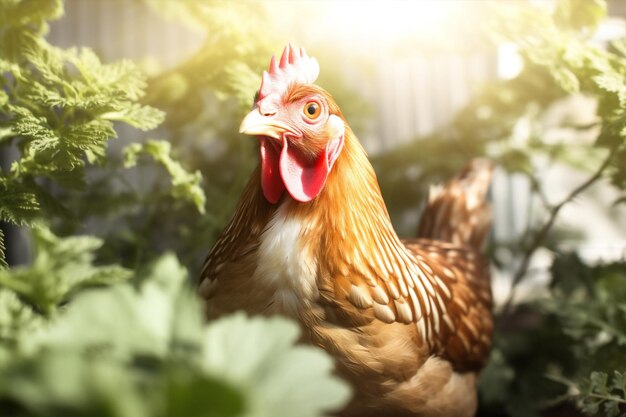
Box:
199;45;493;417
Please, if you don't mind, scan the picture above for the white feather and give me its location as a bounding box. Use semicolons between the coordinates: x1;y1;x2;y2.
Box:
253;202;317;316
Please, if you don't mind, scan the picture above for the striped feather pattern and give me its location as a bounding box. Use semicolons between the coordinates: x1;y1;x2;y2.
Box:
198;84;494;416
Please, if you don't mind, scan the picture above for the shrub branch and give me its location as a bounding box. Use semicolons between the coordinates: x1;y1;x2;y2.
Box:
502;145;617;314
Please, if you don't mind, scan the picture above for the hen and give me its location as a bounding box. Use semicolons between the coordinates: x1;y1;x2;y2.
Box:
199;45;493;417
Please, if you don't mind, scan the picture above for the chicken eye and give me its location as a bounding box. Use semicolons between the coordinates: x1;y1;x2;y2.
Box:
303;101;321;120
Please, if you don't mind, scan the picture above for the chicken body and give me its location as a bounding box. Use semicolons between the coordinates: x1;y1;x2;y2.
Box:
199;46;493;417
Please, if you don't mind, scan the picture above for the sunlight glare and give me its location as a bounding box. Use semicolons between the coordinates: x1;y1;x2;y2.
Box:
323;1;462;49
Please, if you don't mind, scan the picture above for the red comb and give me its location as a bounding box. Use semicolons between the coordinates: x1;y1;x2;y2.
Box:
258;44;319;101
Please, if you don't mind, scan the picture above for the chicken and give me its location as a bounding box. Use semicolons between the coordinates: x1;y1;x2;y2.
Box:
199;44;493;417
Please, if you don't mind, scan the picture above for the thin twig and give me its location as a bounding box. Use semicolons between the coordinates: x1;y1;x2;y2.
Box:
516;174;549;249
528;174;552;211
501;147;616;314
586;392;626;405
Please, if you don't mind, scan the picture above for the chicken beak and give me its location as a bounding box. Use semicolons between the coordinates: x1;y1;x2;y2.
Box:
239;108;291;140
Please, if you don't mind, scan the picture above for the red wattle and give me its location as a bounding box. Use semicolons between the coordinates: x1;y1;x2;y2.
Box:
259;138;285;204
279;139;329;203
259;135;344;204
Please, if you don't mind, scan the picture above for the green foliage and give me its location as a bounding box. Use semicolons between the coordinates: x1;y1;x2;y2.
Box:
480;255;626;417
0;287;43;344
554;0;606;33
0;226;131;315
133;0;275;272
0;0;209;272
548;255;626;350
0;0;170;228
202;314;350;417
0;254;350;417
124;139;206;214
468;1;626;416
581;371;626;417
545;371;626;417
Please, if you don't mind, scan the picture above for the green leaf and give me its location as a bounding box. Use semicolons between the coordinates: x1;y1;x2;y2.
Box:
124;140;206;214
202;313;352;417
165;367;244;417
594;72;626;107
0;89;9;108
40;282;172;358
611;371;626;394
590;372;609;393
580;371;626;416
37;253;193;358
0;351;152;417
0;0;63;30
0;253;348;417
1;20;164;226
101;103;164;131
0;288;43;344
0;226;131;314
551;66;580;94
0;178;40;226
8;104;57;150
554;0;607;33
604;400;620;417
223;61;262;109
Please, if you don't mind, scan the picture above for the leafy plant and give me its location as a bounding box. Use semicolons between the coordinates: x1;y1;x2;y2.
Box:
582;372;626;417
0;0;164;226
123;139;205;214
0;226;131;315
0;253;349;417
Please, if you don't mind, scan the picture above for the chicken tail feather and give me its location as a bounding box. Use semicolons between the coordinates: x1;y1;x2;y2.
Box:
417;159;494;248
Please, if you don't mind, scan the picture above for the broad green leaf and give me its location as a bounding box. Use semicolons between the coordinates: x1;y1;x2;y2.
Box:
0;253;348;417
202;313;352;417
0;351;151;417
34;254;190;358
165;367;244;417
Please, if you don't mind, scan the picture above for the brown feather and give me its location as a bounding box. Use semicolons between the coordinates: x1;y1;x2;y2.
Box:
199;84;493;417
